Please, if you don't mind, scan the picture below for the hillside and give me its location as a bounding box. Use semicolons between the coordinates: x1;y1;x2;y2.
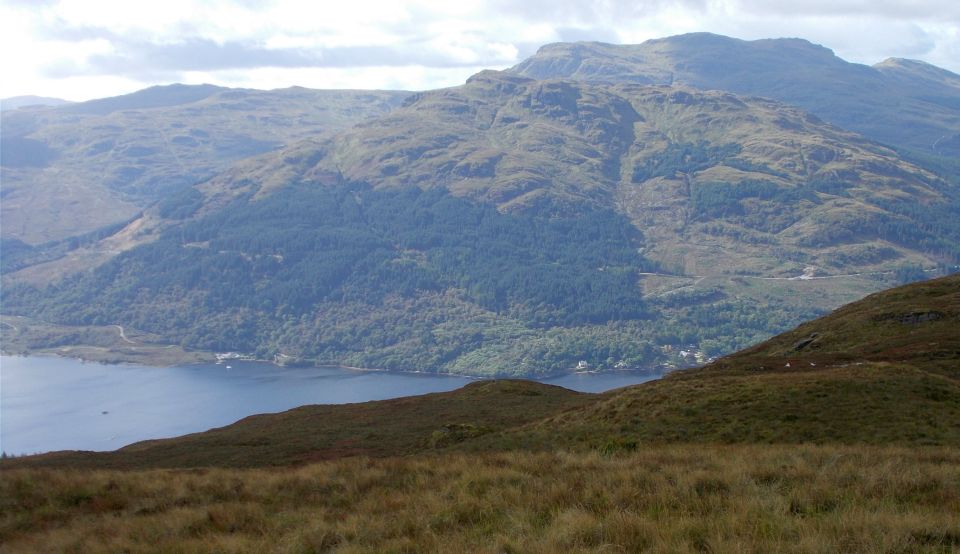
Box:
8;274;958;471
5;380;592;470
4;71;957;375
510;33;960;160
3;276;958;552
501;273;960;449
0;84;409;246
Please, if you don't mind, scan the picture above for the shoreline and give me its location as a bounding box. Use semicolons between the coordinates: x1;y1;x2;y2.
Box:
1;314;686;379
0;356;668;456
0;349;669;381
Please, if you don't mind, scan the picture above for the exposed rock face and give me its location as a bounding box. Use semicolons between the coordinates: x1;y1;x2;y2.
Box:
896;312;944;325
792;334;819;351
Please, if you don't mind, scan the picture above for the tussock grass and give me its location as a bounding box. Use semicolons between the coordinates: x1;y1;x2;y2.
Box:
3;445;958;553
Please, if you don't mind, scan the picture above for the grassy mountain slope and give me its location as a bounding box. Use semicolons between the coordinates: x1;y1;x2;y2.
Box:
509;33;960;159
8;274;958;471
211;71;959;275
500;274;960;449
7;380;593;470
0;84;409;246
6;72;956;374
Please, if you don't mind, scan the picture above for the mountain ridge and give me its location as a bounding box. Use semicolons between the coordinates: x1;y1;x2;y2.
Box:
1;84;411;245
509;33;960;158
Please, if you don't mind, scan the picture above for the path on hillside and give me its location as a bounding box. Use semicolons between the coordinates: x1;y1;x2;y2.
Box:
113;325;136;344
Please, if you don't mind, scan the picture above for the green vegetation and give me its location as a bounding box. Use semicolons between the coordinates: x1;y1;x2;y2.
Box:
3;38;959;551
6;380;591;470
1;85;409;245
873;194;960;261
1;215;142;275
630;140;742;182
8;275;957;471
0;315;211;366
5;68;958;375
2;276;958;552
4;181;831;374
503;274;960;449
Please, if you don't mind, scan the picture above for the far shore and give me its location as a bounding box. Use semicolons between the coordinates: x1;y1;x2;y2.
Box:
1;349;669;381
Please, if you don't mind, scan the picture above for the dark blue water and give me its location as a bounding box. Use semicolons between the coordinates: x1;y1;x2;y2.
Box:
0;355;661;455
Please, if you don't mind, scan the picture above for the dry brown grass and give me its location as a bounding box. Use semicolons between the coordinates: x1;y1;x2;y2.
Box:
3;444;958;553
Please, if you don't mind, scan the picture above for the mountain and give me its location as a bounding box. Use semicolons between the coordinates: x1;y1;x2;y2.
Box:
0;95;73;110
8;273;958;470
0;84;410;245
56;83;226;115
5;72;957;375
509;33;960;160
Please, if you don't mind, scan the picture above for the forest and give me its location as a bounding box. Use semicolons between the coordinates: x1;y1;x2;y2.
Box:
6;183;674;374
7;139;957;374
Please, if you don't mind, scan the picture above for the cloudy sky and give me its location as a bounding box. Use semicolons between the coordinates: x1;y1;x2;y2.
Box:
2;0;958;101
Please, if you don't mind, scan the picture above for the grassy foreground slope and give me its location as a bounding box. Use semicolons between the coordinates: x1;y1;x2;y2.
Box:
3;447;958;553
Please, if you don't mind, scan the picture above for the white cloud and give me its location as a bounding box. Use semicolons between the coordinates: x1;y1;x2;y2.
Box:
1;0;957;100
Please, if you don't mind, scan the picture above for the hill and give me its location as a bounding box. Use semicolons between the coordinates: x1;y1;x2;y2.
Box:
0;84;410;246
7;274;958;471
505;273;960;448
3;276;958;552
509;33;960;160
5;379;591;470
4;71;957;374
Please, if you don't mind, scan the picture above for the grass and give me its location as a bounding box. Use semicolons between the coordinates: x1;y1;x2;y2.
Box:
7;77;953;376
6;276;958;471
511;35;960;159
505;363;960;451
2;445;958;553
2;275;957;551
724;277;960;373
499;275;960;450
0;315;213;367
6;380;593;470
